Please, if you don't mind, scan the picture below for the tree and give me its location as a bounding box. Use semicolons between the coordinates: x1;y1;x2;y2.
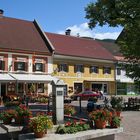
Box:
85;0;140;81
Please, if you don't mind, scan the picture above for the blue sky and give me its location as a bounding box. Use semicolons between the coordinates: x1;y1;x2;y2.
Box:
1;0;122;39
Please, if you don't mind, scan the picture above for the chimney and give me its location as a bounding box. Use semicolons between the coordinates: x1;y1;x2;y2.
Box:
0;9;4;17
65;29;71;35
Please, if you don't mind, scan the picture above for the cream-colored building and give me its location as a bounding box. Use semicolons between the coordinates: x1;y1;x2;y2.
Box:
46;31;116;95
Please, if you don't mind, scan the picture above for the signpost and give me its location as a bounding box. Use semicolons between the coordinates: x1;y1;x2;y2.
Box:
52;80;65;125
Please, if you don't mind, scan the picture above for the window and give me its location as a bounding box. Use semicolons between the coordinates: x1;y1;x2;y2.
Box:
38;83;44;93
18;83;24;93
0;60;5;70
103;67;111;74
35;63;43;72
7;83;15;92
74;64;84;73
17;62;25;71
90;66;99;73
117;68;121;75
58;64;68;72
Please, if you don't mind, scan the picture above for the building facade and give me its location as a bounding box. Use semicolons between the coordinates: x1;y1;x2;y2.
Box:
46;32;116;95
0;11;54;100
99;41;137;95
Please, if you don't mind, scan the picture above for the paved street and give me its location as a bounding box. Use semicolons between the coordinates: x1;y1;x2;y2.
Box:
115;111;140;140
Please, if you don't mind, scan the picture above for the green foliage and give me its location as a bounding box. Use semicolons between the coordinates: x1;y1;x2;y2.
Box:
0;109;15;122
29;114;53;133
85;0;140;28
109;112;122;128
85;0;140;81
110;96;123;111
4;101;20;107
31;96;48;104
29;84;36;93
89;109;111;121
64;105;76;115
111;116;121;127
56;121;90;134
55;125;67;134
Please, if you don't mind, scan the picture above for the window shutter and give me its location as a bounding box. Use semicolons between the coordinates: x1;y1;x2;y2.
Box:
109;68;111;74
22;62;25;71
25;62;27;71
90;66;92;73
42;64;45;72
96;67;99;73
57;64;60;72
74;65;77;73
103;67;105;74
66;64;69;72
33;64;35;72
14;62;17;71
2;61;5;70
81;65;84;73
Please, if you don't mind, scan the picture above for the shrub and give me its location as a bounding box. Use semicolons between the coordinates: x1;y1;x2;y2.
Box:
64;105;76;116
29;114;53;133
56;119;90;134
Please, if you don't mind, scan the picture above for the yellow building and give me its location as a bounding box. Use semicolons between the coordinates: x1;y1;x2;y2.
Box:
46;31;116;95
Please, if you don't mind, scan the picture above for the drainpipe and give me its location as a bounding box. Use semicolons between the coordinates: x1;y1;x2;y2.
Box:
114;62;117;96
0;83;1;97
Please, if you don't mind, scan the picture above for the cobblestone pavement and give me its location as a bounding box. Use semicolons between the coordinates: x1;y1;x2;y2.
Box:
115;111;140;140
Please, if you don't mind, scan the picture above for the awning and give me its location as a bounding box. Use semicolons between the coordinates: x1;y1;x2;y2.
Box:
0;73;15;82
9;73;58;83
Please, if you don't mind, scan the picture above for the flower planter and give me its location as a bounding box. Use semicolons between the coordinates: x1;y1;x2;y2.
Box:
94;120;106;129
110;123;120;128
15;117;24;125
3;118;12;125
116;111;121;117
34;131;45;138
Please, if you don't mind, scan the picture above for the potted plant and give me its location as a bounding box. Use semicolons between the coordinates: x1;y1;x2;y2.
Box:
89;109;111;129
14;104;32;125
109;112;121;128
110;96;123;116
64;105;76;116
0;109;15;124
29;114;53;138
29;84;36;95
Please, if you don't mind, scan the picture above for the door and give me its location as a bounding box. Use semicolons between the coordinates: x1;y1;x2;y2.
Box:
1;83;6;100
74;83;83;94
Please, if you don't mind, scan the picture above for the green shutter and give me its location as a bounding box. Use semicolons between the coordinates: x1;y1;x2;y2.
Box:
0;61;5;70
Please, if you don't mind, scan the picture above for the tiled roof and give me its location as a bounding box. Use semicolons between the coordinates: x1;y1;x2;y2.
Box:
45;32;115;61
0;16;52;54
97;41;122;56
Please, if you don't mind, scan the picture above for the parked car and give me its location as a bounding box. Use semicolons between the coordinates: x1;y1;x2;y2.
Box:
71;91;100;100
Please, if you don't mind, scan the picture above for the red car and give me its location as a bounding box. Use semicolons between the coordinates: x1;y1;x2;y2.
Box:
71;91;100;100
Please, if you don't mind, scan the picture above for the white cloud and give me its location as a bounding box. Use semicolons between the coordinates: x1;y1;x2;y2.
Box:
94;32;120;40
57;22;121;40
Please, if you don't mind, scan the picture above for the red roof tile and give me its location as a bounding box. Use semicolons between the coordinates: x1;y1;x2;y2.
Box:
0;16;52;54
45;32;115;61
